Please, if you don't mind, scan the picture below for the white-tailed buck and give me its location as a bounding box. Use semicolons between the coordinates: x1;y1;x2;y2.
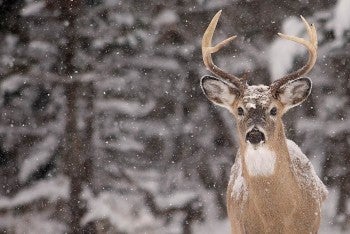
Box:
201;11;328;233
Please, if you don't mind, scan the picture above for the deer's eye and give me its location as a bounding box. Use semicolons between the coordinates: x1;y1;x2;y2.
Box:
237;107;244;116
270;107;277;116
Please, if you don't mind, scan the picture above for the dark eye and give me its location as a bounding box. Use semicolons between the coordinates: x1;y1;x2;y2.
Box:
238;107;244;116
270;107;277;116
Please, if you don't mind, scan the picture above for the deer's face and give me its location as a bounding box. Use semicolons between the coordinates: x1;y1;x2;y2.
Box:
200;11;317;147
201;76;311;146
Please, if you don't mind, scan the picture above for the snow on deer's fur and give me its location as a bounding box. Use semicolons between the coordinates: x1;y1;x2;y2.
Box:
200;10;328;233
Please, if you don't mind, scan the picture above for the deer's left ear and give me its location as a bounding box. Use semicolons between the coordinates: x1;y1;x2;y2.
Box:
277;77;312;109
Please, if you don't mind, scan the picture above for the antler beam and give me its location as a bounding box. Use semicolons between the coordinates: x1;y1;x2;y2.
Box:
202;10;246;91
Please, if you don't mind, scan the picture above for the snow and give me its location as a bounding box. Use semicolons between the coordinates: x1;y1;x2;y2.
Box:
153;9;179;27
204;0;234;10
96;99;156;117
156;191;197;210
0;176;69;209
244;144;276;177
3;34;18;50
113;13;135;27
97;71;140;91
193;218;230;234
268;17;307;80
287;139;328;202
82;188;157;233
29;41;57;54
192;192;230;234
242;85;271;108
105;137;144;152
19;135;58;182
0;75;28;93
230;158;247;201
319;189;348;234
127;56;181;71
0;212;67;234
21;1;45;16
246;102;256;109
297;118;350;137
332;0;350;39
323;95;347;115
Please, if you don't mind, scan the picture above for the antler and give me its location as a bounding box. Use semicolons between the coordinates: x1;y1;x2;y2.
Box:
202;10;246;91
270;16;317;97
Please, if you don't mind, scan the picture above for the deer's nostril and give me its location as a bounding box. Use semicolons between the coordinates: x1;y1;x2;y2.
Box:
246;128;265;144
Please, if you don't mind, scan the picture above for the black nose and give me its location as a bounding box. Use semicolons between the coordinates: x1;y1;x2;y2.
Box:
246;128;265;144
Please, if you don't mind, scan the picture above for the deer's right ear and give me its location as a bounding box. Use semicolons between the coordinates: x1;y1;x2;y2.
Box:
200;76;240;108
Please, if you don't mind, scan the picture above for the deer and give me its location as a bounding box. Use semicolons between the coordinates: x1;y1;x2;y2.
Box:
200;10;328;233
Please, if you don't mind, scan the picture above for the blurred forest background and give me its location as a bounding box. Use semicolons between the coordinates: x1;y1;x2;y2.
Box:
0;0;349;233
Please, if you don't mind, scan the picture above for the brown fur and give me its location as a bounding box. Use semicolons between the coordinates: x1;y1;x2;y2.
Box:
227;129;321;233
224;86;323;233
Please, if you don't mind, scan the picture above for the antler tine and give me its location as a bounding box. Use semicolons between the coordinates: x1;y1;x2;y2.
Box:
202;10;246;91
270;16;317;97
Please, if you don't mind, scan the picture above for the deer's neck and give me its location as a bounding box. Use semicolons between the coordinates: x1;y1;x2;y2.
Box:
239;128;292;184
238;130;300;207
237;137;301;219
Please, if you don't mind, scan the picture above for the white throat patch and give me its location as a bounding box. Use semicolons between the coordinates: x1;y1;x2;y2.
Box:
244;144;276;177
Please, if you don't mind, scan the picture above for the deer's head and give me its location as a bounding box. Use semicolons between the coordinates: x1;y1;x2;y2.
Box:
201;11;317;147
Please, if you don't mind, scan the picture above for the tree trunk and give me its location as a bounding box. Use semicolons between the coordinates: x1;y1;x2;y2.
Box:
64;81;86;233
58;1;87;233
